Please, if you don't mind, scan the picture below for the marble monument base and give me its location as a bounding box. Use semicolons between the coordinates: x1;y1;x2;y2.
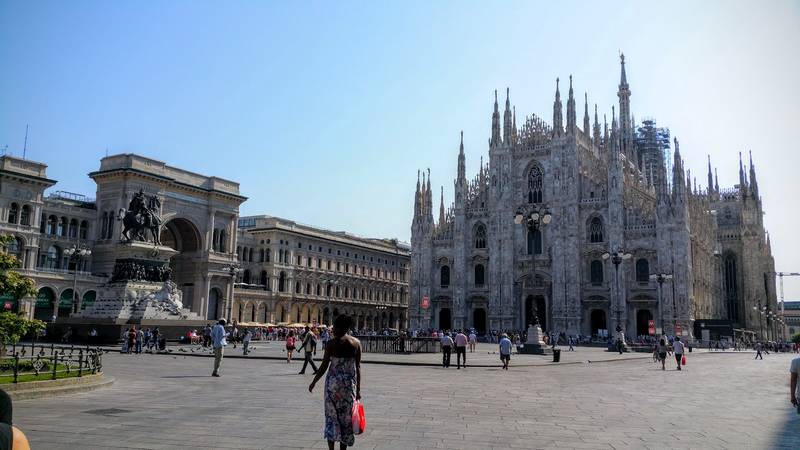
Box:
520;324;553;355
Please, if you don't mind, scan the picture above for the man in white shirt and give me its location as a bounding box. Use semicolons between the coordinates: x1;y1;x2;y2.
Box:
672;336;685;371
790;357;799;411
468;331;477;353
440;333;454;368
454;330;468;369
210;319;228;377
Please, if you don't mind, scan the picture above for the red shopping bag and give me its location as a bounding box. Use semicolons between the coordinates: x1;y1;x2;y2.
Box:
351;400;366;435
681;355;687;366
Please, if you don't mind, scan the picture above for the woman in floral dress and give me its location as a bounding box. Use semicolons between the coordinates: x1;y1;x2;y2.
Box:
309;314;362;450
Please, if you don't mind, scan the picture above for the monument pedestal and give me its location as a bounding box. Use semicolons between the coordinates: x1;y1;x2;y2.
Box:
520;324;553;355
75;242;203;323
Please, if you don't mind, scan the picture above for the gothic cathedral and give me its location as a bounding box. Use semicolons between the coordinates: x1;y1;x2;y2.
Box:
409;55;777;340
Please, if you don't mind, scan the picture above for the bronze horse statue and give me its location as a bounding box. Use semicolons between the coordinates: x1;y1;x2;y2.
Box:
120;190;162;244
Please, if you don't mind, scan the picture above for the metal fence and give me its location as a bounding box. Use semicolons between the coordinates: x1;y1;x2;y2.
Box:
0;343;103;384
354;336;441;354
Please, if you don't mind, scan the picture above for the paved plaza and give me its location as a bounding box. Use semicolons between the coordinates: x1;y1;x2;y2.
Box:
12;347;800;450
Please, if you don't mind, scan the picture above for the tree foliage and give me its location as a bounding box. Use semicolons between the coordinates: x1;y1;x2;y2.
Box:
0;235;37;301
791;332;800;345
0;234;40;349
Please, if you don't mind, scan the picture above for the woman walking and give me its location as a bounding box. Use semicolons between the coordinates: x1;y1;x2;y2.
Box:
657;336;668;370
286;330;296;363
309;314;362;450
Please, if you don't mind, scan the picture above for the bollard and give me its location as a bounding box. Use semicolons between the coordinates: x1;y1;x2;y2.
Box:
12;354;19;384
552;348;561;363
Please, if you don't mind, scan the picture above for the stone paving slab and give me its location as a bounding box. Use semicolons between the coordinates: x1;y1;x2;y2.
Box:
10;349;800;449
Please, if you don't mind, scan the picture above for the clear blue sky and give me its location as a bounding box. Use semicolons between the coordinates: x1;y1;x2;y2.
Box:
1;1;799;298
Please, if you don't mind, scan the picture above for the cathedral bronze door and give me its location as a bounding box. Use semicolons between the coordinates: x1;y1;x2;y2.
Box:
636;309;653;337
525;295;547;332
473;308;487;334
590;309;607;336
439;308;452;330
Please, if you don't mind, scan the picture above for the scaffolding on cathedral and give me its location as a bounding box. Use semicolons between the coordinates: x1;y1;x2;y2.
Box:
635;119;671;189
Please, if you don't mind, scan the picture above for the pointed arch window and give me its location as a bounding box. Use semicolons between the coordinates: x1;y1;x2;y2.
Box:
723;253;739;322
588;217;604;243
527;166;543;204
475;224;487;249
79;220;88;239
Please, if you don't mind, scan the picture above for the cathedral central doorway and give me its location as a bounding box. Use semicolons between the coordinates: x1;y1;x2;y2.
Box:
473;308;486;334
590;309;607;336
636;309;653;337
525;295;547;332
438;308;452;331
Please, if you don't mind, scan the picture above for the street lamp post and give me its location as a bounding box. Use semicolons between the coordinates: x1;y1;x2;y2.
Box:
602;249;632;342
223;264;240;322
649;272;673;336
513;206;552;329
63;244;92;316
752;302;766;341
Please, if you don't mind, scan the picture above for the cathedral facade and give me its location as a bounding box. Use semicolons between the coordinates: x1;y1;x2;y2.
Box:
409;55;778;340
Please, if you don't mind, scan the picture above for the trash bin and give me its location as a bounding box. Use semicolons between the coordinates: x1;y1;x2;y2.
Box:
552;348;561;362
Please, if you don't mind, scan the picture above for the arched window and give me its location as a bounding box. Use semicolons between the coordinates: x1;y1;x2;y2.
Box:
590;260;604;285
79;220;88;239
724;253;739;322
57;217;67;236
47;215;58;235
20;205;30;226
45;245;61;269
527;165;543;204
306;283;311;294
68;219;78;238
440;265;450;287
295;281;301;294
278;272;286;292
266;248;271;262
635;258;650;283
527;228;542;255
248;248;253;262
218;229;227;252
475;224;487;249
40;213;47;233
278;249;284;263
242;269;251;284
6;237;22;261
326;283;332;297
316;284;321;296
588;217;604;243
260;270;269;290
260;249;265;262
7;203;18;224
474;264;485;286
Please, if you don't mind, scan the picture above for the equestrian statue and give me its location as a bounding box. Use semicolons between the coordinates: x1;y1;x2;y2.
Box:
120;189;163;245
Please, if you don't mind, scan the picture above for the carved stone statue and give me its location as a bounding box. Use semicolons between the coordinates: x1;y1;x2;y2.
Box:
120;189;163;244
